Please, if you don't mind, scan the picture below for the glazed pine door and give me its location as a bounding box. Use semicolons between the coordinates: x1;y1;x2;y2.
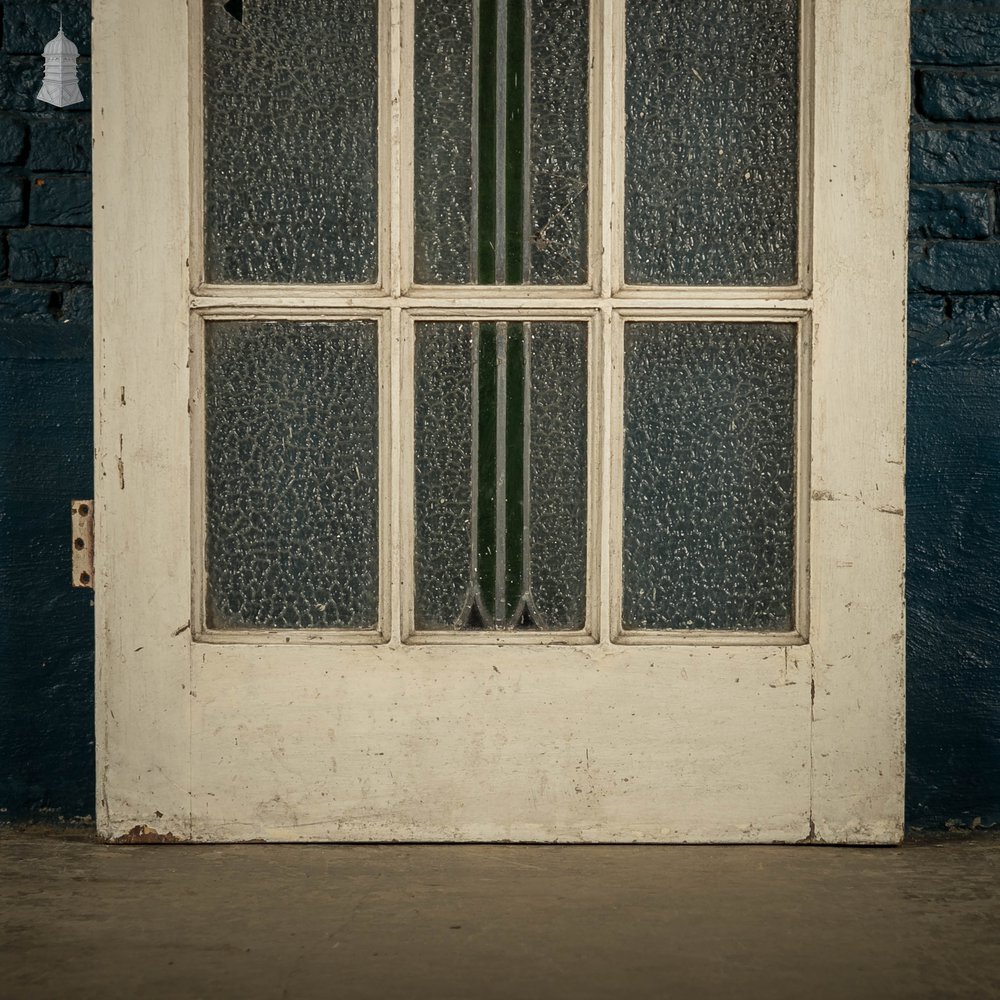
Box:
93;0;908;843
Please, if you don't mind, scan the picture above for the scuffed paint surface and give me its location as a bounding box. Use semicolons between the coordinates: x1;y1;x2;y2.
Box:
113;825;184;845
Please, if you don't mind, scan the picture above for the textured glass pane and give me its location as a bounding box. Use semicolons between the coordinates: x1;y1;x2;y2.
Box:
413;323;475;630
415;322;587;630
625;0;799;285
527;323;588;627
414;4;474;286
414;0;589;285
205;321;379;630
623;323;797;631
203;1;378;284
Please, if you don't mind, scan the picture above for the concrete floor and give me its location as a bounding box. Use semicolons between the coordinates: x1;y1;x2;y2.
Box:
1;830;998;1000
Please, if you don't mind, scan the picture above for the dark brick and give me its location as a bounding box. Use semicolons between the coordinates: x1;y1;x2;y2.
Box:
919;70;1000;122
61;285;92;327
911;128;1000;183
3;2;91;57
0;117;27;164
8;229;91;282
0;324;92;359
28;118;91;172
0;287;56;326
0;57;42;114
910;241;1000;294
913;8;1000;67
909;186;992;239
908;294;947;338
0;178;26;227
29;175;91;226
909;295;1000;362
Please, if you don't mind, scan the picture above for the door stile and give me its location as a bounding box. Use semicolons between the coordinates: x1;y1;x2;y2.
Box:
807;0;907;843
95;0;196;840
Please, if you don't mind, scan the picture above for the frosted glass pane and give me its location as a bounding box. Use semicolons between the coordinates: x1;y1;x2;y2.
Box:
413;322;475;630
414;0;589;285
623;323;796;631
203;1;378;284
205;321;379;630
414;321;587;630
625;0;799;286
527;1;590;285
414;4;474;286
528;323;588;628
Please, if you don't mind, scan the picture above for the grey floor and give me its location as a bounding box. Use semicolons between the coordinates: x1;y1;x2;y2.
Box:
1;829;998;1000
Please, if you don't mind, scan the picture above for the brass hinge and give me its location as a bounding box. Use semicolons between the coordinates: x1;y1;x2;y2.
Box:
71;499;94;589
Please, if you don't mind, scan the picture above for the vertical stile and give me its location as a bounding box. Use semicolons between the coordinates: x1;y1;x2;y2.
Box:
593;0;617;638
387;0;406;639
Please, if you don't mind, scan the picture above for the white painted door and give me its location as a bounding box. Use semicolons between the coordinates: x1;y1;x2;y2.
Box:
93;0;908;843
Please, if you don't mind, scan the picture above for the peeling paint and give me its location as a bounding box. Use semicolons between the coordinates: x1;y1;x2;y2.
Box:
113;825;184;845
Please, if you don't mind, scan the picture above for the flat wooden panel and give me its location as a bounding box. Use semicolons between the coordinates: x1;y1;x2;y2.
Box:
184;644;811;843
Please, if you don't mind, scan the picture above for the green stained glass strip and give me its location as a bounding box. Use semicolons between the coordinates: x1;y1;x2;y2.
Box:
414;322;588;631
415;0;588;285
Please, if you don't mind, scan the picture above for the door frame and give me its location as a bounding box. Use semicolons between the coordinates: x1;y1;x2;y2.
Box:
93;0;908;843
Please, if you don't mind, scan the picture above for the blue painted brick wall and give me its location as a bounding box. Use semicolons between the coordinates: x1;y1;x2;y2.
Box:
909;2;1000;829
0;0;94;824
1;2;998;828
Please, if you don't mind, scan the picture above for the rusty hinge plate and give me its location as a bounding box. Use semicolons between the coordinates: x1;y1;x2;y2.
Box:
71;499;94;589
